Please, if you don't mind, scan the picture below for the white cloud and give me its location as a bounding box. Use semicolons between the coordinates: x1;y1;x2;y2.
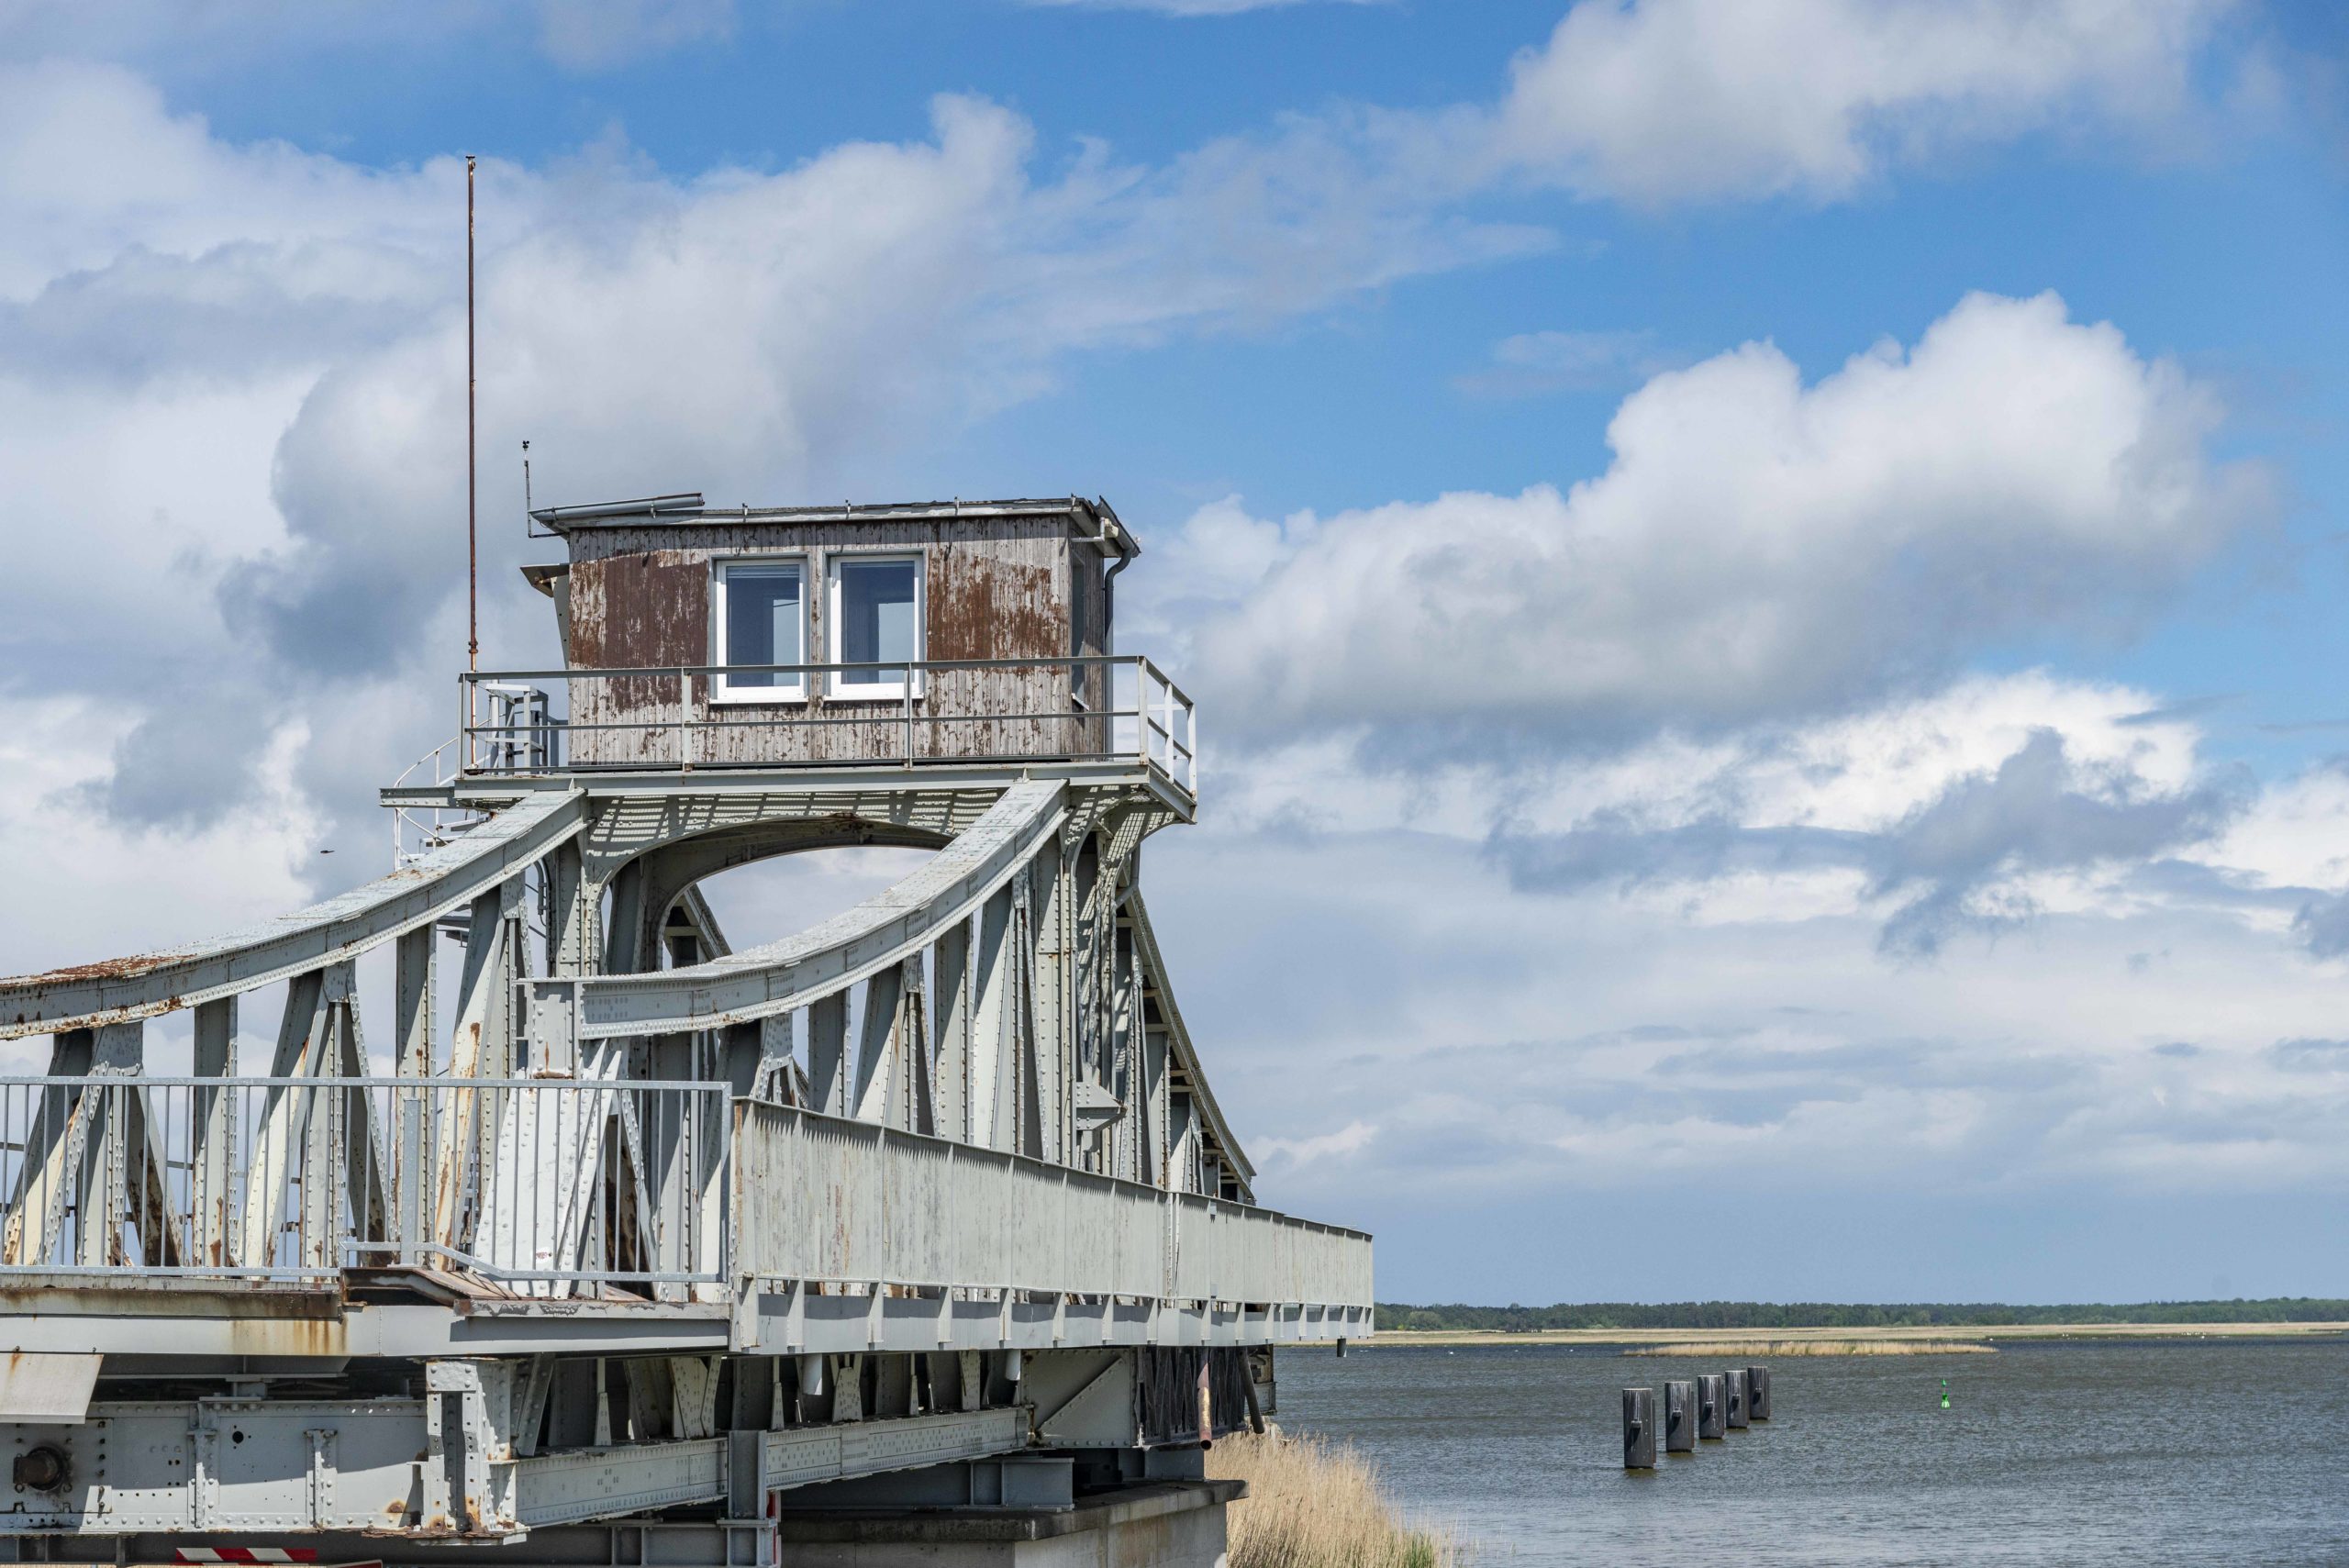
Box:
1494;0;2242;204
532;0;734;71
0;63;461;300
1202;671;2203;843
1163;819;2349;1208
0;1;742;79
1253;1119;1378;1171
1152;677;2349;1216
1155;292;2264;741
6;2;2254;217
1453;328;1672;397
0;697;319;984
2199;765;2349;895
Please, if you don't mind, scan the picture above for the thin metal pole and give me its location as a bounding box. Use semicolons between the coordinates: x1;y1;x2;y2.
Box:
466;153;479;674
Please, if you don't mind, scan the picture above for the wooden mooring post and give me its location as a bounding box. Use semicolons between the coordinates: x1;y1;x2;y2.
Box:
1621;1387;1656;1469
1697;1373;1727;1440
1724;1367;1750;1429
1663;1379;1697;1453
1746;1364;1772;1421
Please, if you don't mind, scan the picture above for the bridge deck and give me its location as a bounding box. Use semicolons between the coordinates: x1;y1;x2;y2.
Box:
0;1073;1369;1354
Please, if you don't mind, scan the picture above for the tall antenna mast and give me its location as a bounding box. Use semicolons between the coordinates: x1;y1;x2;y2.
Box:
466;153;479;673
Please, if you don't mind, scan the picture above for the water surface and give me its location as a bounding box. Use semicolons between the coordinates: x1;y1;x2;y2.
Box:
1275;1339;2349;1566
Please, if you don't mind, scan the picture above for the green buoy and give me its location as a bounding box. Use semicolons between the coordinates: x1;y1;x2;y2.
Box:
1939;1378;1950;1411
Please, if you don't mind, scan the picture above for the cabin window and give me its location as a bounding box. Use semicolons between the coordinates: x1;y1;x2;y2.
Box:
713;559;807;702
829;555;923;698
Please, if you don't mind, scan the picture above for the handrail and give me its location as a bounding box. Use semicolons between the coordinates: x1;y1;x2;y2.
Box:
455;655;1198;795
0;1074;1366;1307
0;1073;728;1286
460;655;1159;680
389;732;471;867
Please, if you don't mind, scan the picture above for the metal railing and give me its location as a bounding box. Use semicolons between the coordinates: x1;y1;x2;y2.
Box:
0;1077;1368;1315
388;733;477;867
0;1075;727;1287
455;657;1197;795
731;1102;1374;1310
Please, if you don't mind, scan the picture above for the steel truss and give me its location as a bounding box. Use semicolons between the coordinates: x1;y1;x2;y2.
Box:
0;695;1368;1549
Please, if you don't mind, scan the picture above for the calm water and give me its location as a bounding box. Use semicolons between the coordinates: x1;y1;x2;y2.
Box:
1275;1340;2349;1567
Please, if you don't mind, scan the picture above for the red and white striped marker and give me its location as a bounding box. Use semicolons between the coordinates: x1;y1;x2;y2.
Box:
174;1552;377;1567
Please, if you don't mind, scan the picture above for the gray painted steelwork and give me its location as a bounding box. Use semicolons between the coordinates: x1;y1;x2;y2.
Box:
0;1291;1368;1361
528;495;1136;553
0;1398;1028;1536
575;780;1067;1038
0;494;1369;1552
0;790;584;1039
732;1104;1371;1325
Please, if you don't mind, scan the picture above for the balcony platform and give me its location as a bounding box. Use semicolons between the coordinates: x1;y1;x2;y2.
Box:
384;756;1195;823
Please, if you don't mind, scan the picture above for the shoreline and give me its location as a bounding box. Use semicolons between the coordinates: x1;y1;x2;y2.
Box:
1364;1321;2349;1348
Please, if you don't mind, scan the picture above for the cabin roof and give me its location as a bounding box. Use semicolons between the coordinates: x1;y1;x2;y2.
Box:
528;492;1140;556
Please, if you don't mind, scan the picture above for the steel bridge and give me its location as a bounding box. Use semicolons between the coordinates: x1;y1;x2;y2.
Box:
0;496;1371;1565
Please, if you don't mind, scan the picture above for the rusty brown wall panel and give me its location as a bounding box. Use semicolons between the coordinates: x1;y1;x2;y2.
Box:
561;515;1096;768
569;549;710;666
569;550;711;765
568;517;1070;662
931;544;1060;662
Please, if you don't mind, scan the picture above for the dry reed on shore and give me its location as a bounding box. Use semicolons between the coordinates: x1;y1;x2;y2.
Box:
1208;1429;1464;1568
1624;1339;1995;1357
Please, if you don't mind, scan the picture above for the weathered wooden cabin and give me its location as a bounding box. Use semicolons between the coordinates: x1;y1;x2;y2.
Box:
514;495;1172;774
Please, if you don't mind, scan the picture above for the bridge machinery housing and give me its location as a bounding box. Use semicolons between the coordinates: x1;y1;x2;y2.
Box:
0;496;1372;1566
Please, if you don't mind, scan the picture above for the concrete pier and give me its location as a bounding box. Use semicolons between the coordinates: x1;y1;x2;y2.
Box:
772;1479;1243;1566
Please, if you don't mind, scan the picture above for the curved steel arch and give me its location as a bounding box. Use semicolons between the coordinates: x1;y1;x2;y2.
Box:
606;816;952;976
575;780;1068;1039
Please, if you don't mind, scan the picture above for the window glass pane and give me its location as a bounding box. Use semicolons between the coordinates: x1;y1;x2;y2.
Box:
724;565;801;687
838;559;918;685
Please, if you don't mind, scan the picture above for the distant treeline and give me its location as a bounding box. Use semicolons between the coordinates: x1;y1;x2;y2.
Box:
1374;1299;2349;1332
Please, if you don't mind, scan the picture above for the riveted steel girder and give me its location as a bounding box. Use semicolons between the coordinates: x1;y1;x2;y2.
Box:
0;792;588;1040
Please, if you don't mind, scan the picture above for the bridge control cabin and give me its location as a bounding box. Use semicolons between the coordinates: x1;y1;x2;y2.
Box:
502;494;1192;792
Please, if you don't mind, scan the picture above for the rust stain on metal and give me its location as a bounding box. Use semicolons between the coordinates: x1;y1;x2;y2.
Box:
0;1283;341;1319
4;952;174;988
225;1314;349;1358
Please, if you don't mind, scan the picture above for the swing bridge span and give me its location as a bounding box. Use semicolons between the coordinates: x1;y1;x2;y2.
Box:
0;495;1373;1565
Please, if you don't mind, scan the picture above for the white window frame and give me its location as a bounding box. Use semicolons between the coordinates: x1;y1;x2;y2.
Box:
826;551;926;701
711;556;809;704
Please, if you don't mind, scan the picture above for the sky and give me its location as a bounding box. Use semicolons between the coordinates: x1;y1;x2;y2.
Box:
1;0;2346;1305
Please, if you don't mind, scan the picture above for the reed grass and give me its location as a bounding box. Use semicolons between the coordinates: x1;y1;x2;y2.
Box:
1624;1339;1995;1357
1208;1429;1464;1568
